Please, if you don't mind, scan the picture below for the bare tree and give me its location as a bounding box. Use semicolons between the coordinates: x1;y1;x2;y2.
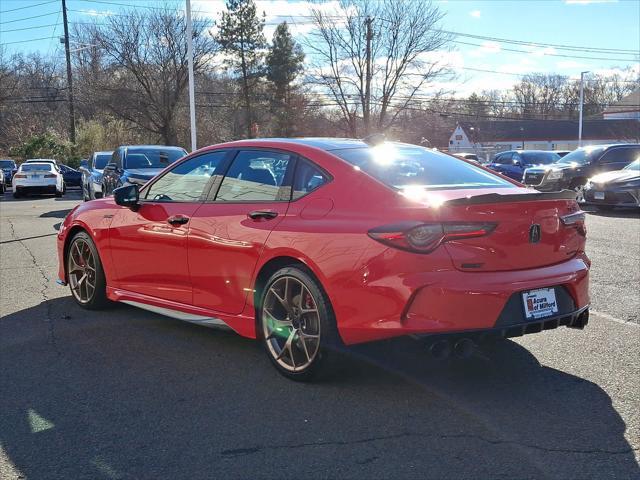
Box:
306;0;452;137
84;8;216;145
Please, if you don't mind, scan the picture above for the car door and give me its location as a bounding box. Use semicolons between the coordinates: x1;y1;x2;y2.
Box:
188;148;296;314
108;151;229;304
488;152;512;176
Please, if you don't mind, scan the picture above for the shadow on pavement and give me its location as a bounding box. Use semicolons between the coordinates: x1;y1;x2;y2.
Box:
1;297;638;479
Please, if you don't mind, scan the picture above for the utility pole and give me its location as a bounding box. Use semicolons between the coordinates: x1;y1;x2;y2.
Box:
61;0;75;143
185;0;197;152
363;16;373;136
578;71;589;147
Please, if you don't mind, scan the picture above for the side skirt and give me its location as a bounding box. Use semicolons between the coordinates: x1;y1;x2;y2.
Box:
121;300;231;330
106;287;257;339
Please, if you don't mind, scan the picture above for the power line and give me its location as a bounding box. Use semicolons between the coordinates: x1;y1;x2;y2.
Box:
0;35;53;46
1;22;61;33
442;29;639;55
0;0;57;14
0;10;60;25
460;66;640;83
452;40;639;63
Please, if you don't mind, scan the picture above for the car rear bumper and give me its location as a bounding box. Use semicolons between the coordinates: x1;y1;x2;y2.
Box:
412;305;589;343
14;184;58;194
583;188;640;207
336;253;590;345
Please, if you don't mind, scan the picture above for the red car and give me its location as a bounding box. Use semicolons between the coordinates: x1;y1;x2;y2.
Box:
57;138;590;380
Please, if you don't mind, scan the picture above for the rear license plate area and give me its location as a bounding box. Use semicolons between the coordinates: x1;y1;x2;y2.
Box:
594;191;605;200
522;288;558;319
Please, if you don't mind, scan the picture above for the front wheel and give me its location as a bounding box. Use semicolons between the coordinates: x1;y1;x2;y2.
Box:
259;267;340;381
67;232;110;309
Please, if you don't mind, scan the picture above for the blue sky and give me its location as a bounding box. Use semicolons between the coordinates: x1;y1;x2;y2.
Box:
1;0;638;95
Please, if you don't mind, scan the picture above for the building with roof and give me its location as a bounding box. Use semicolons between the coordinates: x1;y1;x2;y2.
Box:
603;90;640;120
448;119;639;159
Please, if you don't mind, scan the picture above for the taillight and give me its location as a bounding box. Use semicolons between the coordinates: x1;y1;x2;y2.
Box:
560;211;587;237
14;174;26;178
368;222;497;253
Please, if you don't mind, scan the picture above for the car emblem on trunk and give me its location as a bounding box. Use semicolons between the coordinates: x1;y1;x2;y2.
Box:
529;224;541;243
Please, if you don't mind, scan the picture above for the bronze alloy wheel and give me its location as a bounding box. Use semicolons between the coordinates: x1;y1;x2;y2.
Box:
67;237;98;304
262;275;322;373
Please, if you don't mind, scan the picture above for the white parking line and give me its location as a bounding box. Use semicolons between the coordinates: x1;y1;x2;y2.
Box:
591;310;639;327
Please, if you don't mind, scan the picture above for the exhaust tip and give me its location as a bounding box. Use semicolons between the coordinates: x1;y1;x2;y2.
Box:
453;338;476;359
429;340;451;359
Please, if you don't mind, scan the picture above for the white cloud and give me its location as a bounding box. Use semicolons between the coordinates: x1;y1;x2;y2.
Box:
467;41;501;58
556;60;586;70
469;10;481;18
76;8;113;17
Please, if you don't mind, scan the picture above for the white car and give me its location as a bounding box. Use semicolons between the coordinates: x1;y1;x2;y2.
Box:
12;162;65;198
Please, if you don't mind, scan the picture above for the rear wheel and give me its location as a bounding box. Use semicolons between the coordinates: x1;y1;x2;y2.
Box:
0;183;5;194
13;190;21;198
259;267;340;381
67;232;109;309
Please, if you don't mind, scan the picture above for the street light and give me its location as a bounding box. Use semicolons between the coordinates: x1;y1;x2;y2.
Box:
578;71;590;148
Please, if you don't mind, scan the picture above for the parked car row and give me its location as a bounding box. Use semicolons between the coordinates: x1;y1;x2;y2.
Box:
484;144;640;209
80;145;188;201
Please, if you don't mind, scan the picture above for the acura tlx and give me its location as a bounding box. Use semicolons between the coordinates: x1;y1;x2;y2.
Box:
57;138;590;381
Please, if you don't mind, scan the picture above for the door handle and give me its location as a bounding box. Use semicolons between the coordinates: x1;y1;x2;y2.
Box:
167;215;190;225
247;210;278;220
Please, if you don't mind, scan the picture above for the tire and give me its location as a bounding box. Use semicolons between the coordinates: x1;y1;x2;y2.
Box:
55;189;62;197
66;231;110;310
258;266;341;382
0;184;4;194
13;190;20;198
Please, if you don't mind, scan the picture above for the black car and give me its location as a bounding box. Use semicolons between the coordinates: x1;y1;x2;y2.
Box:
522;144;640;198
0;159;17;185
58;164;83;187
583;159;640;210
102;145;187;196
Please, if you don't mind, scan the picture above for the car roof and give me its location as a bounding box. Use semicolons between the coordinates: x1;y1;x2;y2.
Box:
580;143;640;149
121;145;186;150
94;151;113;155
218;137;372;152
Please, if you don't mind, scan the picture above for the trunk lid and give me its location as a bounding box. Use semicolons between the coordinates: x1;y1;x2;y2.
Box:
403;187;586;272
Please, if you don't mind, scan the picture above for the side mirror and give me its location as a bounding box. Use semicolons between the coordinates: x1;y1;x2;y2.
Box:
113;184;139;210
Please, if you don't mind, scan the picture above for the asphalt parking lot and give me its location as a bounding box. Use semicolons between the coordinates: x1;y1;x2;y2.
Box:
1;189;639;480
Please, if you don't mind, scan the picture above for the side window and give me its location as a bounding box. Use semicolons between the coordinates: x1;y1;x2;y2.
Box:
292;159;328;200
145;151;227;202
600;147;639;165
496;152;511;164
216;150;293;202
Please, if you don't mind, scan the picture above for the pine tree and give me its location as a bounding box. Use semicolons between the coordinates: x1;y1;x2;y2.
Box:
266;22;305;136
217;0;266;138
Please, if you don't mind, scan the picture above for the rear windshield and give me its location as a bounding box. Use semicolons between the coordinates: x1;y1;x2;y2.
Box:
95;154;111;169
124;148;186;169
332;144;512;190
21;164;52;172
520;152;560;165
557;146;607;165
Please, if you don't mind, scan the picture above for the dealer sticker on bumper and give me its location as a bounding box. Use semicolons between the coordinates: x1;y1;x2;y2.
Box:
594;191;605;200
523;288;558;319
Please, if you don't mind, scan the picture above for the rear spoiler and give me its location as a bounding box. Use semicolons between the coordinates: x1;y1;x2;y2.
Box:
445;190;576;206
